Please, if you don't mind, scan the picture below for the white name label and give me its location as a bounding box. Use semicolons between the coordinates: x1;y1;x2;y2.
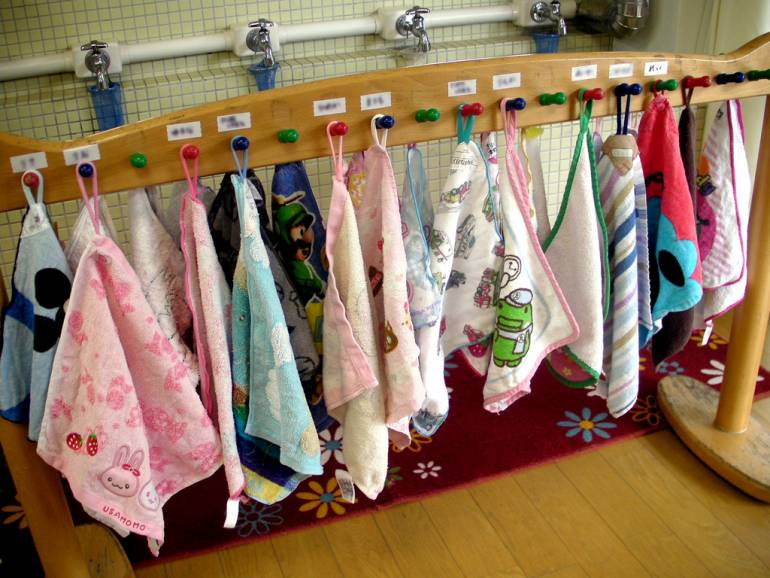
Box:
63;144;100;166
611;148;634;158
313;97;347;117
217;113;251;132
492;73;521;90
360;92;392;111
609;63;634;79
335;469;356;503
166;121;202;141
10;152;48;173
571;64;598;81
448;79;477;97
644;61;668;76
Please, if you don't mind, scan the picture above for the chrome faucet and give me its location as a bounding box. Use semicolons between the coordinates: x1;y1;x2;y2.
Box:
81;40;112;90
531;1;567;36
246;19;276;67
396;6;431;53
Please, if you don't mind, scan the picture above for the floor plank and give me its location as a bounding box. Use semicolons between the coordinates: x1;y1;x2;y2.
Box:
158;552;223;578
537;565;591;578
560;450;713;577
271;526;342;576
373;501;464;578
470;475;578;577
643;430;770;570
602;434;768;578
134;564;166;578
217;538;284;578
515;463;650;578
322;513;403;578
420;489;526;577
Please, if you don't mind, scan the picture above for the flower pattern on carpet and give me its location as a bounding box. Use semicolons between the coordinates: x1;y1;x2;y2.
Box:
413;461;442;479
690;331;727;350
296;479;347;519
236;502;283;538
701;359;765;386
123;337;770;566
557;408;618;443
318;426;344;466
629;395;664;427
1;497;27;530
391;429;432;453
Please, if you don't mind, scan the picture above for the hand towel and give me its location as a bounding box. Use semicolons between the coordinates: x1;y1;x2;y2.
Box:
447;132;505;376
150;181;215;248
178;159;244;509
519;126;552;245
545;98;610;387
64;194;118;272
272;162;328;354
696;100;752;325
322;128;388;499
38;164;221;555
400;144;440;332
595;133;642;417
649;90;699;364
637;93;703;365
484;104;578;413
209;171;331;431
0;171;72;440
355;120;424;448
128;187;198;385
414;117;492;434
230;174;321;503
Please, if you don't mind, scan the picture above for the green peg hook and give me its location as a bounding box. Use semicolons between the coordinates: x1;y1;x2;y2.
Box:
649;78;678;92
415;108;440;122
130;152;147;168
748;69;770;81
278;129;299;143
538;92;567;106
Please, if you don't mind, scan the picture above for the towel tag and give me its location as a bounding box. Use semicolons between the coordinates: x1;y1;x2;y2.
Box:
701;323;714;346
611;148;633;159
335;469;356;503
223;498;240;529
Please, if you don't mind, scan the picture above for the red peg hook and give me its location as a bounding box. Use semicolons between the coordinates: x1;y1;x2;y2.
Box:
329;121;348;136
460;102;485;117
181;144;199;159
582;88;604;102
22;171;40;191
683;75;712;89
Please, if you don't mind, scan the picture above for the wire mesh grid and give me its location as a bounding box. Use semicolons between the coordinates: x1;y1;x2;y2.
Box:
0;0;616;288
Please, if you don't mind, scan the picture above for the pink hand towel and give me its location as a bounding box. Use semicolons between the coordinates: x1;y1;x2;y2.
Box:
322;126;389;500
38;163;222;555
178;150;245;513
355;118;424;448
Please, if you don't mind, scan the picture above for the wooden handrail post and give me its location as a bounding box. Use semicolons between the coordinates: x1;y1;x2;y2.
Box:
716;96;770;433
0;279;91;577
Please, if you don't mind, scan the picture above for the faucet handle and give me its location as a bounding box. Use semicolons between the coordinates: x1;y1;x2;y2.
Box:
405;5;431;17
81;40;109;52
247;18;274;30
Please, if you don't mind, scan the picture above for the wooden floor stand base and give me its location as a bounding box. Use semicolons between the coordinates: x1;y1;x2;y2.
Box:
658;376;770;503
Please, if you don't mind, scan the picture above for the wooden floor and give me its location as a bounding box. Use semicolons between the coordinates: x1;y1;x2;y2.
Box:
134;396;770;578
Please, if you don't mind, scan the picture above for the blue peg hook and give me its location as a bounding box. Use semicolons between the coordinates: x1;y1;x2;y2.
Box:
375;115;395;129
505;97;527;111
230;135;250;180
78;162;94;178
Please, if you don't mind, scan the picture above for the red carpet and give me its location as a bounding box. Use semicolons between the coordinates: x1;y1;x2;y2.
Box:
126;330;770;566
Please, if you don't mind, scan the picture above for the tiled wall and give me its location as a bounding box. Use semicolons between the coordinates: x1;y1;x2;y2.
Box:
0;0;614;289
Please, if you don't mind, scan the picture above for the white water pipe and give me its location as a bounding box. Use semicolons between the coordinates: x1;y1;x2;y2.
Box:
0;1;577;83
